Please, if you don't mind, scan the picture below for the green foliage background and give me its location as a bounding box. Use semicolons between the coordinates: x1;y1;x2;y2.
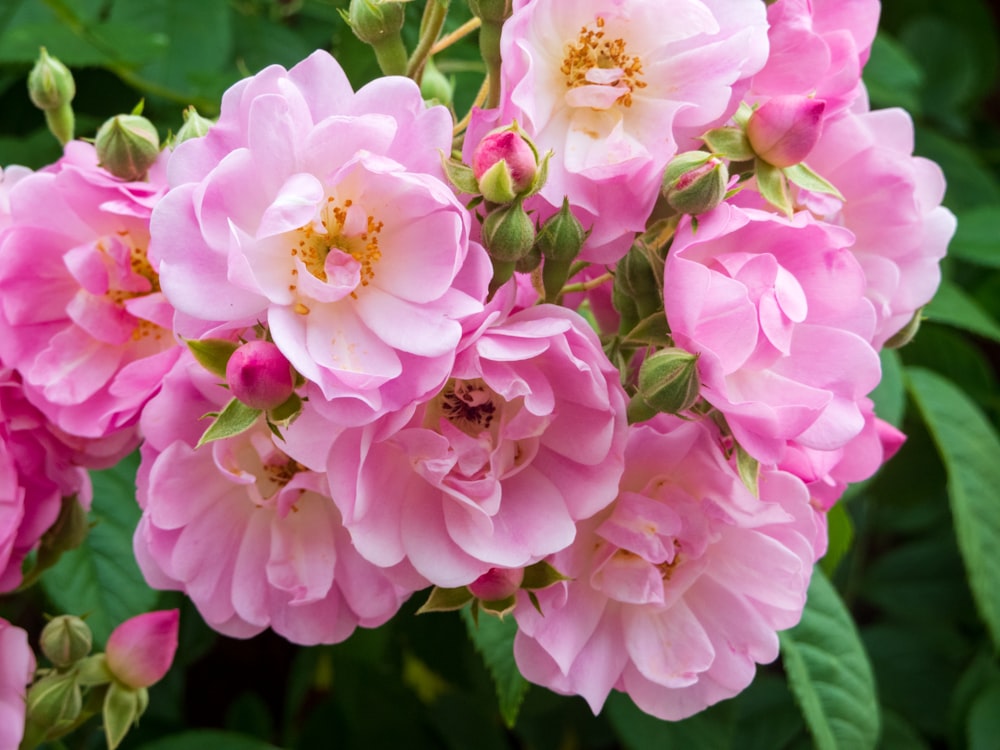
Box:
1;1;999;748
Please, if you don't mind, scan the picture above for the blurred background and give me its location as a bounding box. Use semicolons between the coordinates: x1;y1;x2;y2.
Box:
0;1;999;748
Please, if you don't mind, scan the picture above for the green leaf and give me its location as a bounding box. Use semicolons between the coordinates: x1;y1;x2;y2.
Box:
461;607;529;728
754;159;792;216
819;501;853;577
416;586;473;614
870;348;906;428
196;398;262;447
924;279;1000;343
41;453;159;645
779;568;880;750
622;312;671;348
783;162;845;201
949;205;1000;268
967;680;1000;750
702;126;754;161
863;32;924;113
907;367;1000;650
136;730;280;750
185;337;237;378
605;691;733;749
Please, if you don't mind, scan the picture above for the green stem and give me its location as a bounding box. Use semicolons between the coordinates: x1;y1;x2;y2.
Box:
372;34;409;76
478;19;503;109
407;0;450;83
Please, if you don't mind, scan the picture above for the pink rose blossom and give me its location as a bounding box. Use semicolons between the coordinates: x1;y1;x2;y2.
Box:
664;203;881;465
0;618;34;750
327;304;629;587
134;352;418;645
0;141;180;443
105;609;179;689
151;50;488;425
513;417;820;719
791;109;956;348
746;95;826;167
481;0;769;262
1;367;91;593
0;165;31;230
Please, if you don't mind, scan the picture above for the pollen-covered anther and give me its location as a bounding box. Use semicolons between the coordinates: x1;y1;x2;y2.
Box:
560;16;647;107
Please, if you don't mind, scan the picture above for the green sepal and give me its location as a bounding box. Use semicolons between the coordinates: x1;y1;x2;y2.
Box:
103;682;146;750
479;595;517;619
268;392;303;425
441;152;480;194
521;560;570;590
755;158;793;217
783;162;845;201
626;394;658;425
732;101;754;127
185;338;238;378
734;442;760;498
416;585;474;614
703;126;754;161
523;149;552;198
196;398;262;448
77;654;113;687
622;312;671;348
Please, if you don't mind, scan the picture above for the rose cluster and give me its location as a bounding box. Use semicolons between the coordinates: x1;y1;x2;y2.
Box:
0;0;953;740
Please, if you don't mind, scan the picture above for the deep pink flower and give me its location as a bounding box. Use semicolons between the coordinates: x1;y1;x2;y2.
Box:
481;0;769;262
134;352;419;644
513;417;820;719
747;96;826;167
105;609;179;689
791;109;956;348
151;50;488;425
0;618;34;750
0;367;91;593
226;340;295;410
664;204;881;465
327;304;629;587
0;142;180;443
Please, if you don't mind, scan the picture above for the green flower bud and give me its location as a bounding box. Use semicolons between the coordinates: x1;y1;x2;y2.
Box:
28;48;75;112
347;0;404;44
95;114;161;182
467;0;511;23
613;245;662;334
26;671;82;733
662;152;729;215
635;348;701;415
537;197;587;263
174;105;214;145
40;615;92;669
420;57;453;107
515;243;542;273
481;200;535;262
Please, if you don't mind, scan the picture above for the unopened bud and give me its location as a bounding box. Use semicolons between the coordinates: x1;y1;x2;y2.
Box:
40;615;92;669
747;95;825;168
175;105;214;145
105;610;179;689
467;0;511;23
469;567;524;602
420;57;453;107
662;152;729;215
95;114;160;182
103;680;148;750
27;48;76;145
537;197;587;301
635;348;701;415
481;200;535;262
613;245;662;333
225;341;295;411
472;124;539;203
26;671;82;731
347;0;405;44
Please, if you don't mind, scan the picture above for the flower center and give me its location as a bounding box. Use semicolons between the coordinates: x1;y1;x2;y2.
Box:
560;16;646;108
431;378;500;437
99;231;166;343
288;197;384;309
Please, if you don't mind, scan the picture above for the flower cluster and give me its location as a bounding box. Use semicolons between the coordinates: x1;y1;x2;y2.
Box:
0;0;954;742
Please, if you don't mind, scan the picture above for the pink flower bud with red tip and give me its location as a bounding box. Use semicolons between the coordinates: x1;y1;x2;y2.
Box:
747;95;826;168
105;610;179;689
472;124;539;203
468;567;525;602
225;340;295;410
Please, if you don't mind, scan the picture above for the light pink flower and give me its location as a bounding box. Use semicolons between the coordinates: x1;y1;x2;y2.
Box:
0;367;91;593
0;141;180;443
792;108;956;348
483;0;769;261
664;204;881;465
0;618;34;750
134;352;418;645
750;0;880;117
105;609;179;689
0;165;31;230
513;417;820;719
327;304;629;587
151;50;488;425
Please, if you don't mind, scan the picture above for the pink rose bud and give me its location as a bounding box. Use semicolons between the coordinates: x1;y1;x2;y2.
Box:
468;567;524;602
472;125;538;203
105;610;179;689
225;340;295;410
746;95;826;168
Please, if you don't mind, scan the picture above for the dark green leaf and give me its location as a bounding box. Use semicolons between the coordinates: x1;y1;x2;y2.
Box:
137;730;280;750
605;691;733;750
819;502;853;578
968;680;1000;750
197;398;262;447
780;569;880;750
949;205;1000;268
863;32;924;112
871;348;905;428
924;279;1000;343
461;607;530;728
907;367;1000;650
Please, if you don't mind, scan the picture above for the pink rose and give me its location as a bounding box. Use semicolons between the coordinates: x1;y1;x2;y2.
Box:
513;417;820;719
105;610;179;689
664;203;881;465
327;304;629;587
152;50;489;425
0;618;34;750
0;142;180;443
